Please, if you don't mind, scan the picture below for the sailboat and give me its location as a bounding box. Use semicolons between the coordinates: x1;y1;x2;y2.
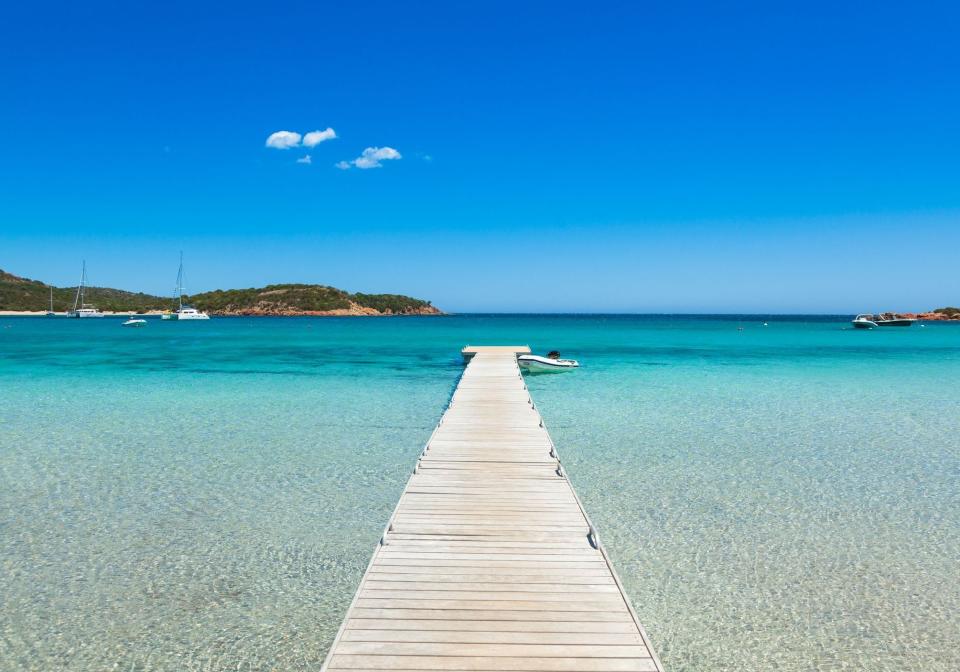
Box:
163;253;210;320
69;261;104;318
45;287;55;316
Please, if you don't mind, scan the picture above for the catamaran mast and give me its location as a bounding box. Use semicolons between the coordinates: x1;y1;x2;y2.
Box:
73;261;86;312
175;251;184;311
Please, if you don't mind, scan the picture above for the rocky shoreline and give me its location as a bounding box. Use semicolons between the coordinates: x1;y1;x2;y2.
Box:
901;311;960;321
0;307;445;317
208;302;445;317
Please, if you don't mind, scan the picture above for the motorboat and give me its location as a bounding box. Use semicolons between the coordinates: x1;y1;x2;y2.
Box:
852;313;916;329
122;317;147;327
874;313;917;327
518;351;579;372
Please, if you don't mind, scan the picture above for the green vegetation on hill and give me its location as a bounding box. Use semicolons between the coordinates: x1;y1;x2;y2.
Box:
0;269;437;315
188;284;435;314
189;284;353;312
0;269;173;312
351;292;434;314
934;307;960;316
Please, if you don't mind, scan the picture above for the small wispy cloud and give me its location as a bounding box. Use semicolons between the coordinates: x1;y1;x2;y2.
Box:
265;130;302;149
296;155;312;164
303;128;337;147
338;146;402;170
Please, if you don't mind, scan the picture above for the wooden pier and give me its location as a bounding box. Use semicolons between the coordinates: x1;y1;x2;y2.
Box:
321;346;663;671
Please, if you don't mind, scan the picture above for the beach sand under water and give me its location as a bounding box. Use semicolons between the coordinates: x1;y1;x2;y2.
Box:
1;315;957;671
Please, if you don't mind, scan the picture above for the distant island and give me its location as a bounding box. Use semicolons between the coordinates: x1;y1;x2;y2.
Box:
0;269;442;316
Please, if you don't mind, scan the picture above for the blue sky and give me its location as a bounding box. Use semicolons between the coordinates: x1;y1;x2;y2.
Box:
1;1;958;312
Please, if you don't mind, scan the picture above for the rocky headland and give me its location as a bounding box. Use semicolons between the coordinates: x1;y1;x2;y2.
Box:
902;308;960;321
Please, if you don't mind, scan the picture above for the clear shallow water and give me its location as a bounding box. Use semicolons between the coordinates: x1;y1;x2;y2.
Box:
1;315;958;671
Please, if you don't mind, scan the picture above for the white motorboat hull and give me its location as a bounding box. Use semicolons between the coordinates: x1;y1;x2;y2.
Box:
122;319;146;327
518;355;579;372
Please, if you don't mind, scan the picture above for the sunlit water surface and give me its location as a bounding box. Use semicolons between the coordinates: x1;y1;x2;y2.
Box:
1;315;957;671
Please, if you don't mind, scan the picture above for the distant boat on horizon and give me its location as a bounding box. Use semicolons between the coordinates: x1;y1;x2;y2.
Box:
163;252;210;321
69;261;104;318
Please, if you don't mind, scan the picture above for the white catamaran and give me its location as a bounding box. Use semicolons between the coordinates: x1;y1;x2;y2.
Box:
69;261;104;318
162;253;210;320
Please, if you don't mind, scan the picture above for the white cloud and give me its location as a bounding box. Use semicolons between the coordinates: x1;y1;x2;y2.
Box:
338;146;402;170
296;155;312;164
265;130;301;149
303;128;337;147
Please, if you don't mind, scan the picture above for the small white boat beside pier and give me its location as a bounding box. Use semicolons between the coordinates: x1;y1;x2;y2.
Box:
518;350;580;372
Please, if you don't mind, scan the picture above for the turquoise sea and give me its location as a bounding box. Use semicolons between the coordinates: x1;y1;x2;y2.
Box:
1;315;958;671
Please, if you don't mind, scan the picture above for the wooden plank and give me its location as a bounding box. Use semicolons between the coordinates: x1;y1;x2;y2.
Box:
377;552;599;562
348;608;633;622
400;493;574;500
366;568;615;580
461;345;531;355
353;599;627;612
344;619;640;634
366;568;613;577
388;509;587;524
373;560;607;569
340;630;644;645
390;519;587;527
328;655;657;671
362;581;619;593
358;589;622;601
334;642;652;657
376;543;597;554
320;349;662;672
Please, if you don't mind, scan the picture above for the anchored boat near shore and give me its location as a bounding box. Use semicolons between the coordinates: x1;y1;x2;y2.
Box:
69;261;104;318
852;313;916;329
163;253;210;321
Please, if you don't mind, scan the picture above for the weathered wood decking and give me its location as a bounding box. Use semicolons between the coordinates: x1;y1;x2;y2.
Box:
321;347;663;671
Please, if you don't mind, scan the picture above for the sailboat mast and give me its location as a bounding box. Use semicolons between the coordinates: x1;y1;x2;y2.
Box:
176;251;184;311
50;287;53;312
73;261;85;311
